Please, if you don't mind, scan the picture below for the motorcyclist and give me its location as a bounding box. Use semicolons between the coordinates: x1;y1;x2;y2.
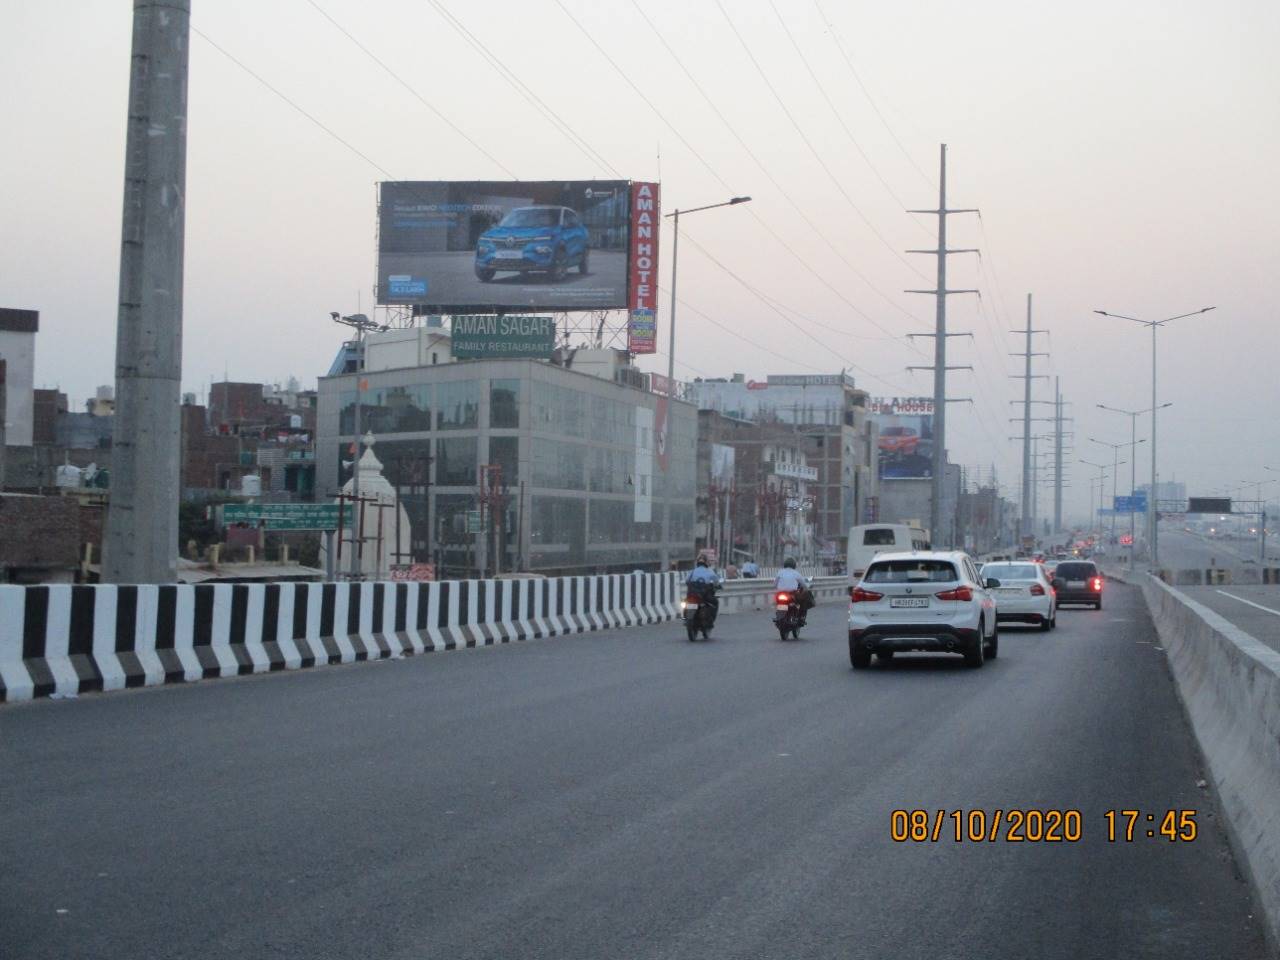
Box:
774;557;814;621
740;558;760;578
686;555;721;625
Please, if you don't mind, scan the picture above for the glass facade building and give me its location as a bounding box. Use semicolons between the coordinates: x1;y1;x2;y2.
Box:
318;356;696;578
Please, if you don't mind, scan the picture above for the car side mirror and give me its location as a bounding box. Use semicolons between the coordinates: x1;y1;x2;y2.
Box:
985;578;1000;589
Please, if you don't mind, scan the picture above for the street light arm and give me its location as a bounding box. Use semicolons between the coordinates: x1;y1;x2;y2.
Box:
664;196;752;218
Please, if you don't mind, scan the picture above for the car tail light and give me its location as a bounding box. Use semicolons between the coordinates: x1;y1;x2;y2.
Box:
775;592;790;604
1092;577;1103;591
849;587;884;603
935;586;973;602
1030;584;1046;596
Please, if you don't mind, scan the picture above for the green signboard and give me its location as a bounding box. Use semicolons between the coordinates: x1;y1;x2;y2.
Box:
451;315;556;359
466;509;483;534
222;503;354;531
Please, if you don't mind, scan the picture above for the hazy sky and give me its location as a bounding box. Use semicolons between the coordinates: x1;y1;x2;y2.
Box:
2;0;1277;521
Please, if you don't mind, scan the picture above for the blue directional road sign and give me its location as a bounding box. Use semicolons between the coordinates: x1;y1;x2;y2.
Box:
1113;495;1148;513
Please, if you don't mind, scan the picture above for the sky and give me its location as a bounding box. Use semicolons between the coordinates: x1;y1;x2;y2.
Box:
2;0;1278;523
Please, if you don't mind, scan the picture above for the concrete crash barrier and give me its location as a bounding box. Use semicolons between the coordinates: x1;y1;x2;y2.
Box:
0;574;848;703
715;575;850;615
1139;575;1280;951
0;573;686;703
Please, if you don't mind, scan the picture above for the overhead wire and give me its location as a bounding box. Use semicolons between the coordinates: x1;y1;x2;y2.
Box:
765;0;930;238
300;1;517;178
712;0;927;281
626;0;926;334
812;0;936;191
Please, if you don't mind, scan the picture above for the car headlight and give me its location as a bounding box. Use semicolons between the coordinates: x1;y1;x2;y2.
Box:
534;245;552;255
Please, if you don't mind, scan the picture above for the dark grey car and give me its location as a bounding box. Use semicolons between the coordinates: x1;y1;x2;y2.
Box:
1052;560;1104;609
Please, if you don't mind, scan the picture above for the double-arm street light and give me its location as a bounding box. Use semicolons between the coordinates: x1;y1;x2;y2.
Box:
1094;307;1215;567
661;196;752;569
1089;435;1147;561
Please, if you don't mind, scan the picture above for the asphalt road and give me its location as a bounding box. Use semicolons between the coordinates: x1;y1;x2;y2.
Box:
1178;584;1280;652
2;583;1268;959
1157;527;1277;570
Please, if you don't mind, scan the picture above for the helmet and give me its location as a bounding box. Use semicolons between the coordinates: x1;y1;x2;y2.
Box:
784;556;797;568
696;555;708;567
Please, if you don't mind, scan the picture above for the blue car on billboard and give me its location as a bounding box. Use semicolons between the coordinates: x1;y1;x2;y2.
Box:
475;206;590;283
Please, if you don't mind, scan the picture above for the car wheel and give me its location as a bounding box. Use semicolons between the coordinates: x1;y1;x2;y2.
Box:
964;622;986;668
550;248;567;281
1039;614;1053;632
578;247;590;275
850;637;871;669
1094;599;1103;610
475;266;495;282
1048;610;1057;630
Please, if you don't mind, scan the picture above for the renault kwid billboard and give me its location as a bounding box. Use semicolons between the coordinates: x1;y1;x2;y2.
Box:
869;397;935;480
377;180;657;313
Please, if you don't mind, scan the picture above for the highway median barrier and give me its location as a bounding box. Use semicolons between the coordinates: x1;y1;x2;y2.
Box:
1138;575;1280;952
0;574;849;704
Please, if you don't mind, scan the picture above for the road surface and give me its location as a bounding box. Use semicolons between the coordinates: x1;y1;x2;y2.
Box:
1;583;1267;959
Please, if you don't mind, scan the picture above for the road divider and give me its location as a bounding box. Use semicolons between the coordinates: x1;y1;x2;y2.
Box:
1138;575;1280;952
0;575;849;703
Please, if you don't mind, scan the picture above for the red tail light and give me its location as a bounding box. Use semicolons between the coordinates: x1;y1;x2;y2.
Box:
1092;577;1103;591
685;594;699;604
775;592;791;603
849;587;884;603
935;586;973;602
1030;584;1045;596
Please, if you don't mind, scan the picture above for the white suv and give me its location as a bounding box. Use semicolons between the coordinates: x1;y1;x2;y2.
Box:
847;550;999;669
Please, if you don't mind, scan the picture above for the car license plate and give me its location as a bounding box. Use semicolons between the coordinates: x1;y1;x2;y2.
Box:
997;587;1020;594
1067;580;1085;588
494;250;523;260
890;598;929;608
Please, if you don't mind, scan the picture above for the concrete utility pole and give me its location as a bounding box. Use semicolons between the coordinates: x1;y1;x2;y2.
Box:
905;144;977;547
1009;295;1048;543
103;0;191;584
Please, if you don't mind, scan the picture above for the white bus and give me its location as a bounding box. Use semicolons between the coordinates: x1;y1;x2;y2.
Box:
847;524;931;581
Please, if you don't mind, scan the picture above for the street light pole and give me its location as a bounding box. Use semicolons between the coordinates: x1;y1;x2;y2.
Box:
660;196;751;570
1081;459;1109;537
1089;436;1145;560
1095;306;1215;568
333;312;384;580
1098;401;1170;566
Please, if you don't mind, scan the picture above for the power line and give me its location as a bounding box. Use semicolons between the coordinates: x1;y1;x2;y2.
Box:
765;0;927;234
192;26;398;180
812;0;936;191
302;0;518;178
421;0;623;178
713;0;927;281
627;0;926;332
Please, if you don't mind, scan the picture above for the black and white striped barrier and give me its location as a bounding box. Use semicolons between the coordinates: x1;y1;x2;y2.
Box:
0;573;683;703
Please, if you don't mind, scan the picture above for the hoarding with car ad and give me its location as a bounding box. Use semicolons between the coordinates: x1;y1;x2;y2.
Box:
869;397;935;480
378;180;652;312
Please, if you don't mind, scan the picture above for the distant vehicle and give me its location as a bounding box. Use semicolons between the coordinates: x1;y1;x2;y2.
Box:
475;206;589;283
846;523;930;581
682;581;719;641
981;561;1057;630
877;426;920;455
1052;560;1104;610
847;550;999;669
773;590;805;641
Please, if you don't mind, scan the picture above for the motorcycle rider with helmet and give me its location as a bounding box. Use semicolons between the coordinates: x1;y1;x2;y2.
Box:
686;555;721;626
774;557;814;624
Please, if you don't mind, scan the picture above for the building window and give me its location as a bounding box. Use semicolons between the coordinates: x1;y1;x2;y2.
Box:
437;380;479;430
533;438;586;490
490;379;521;429
530;495;586;568
437;436;477;486
490;435;519;485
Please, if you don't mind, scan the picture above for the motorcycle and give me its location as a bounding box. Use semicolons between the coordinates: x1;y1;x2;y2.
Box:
774;590;805;641
682;583;718;641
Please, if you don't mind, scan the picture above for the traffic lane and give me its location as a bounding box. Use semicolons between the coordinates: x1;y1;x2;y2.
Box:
1180;584;1280;651
1158;529;1274;569
1;587;1266;959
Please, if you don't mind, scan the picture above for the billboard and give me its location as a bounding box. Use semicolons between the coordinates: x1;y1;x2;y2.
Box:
1188;497;1232;514
377;180;646;311
450;315;555;359
869;397;935;480
627;182;660;352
